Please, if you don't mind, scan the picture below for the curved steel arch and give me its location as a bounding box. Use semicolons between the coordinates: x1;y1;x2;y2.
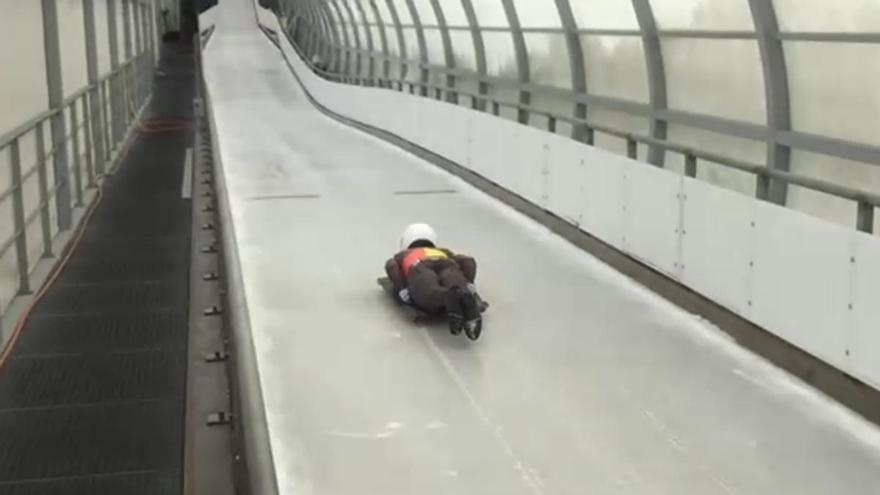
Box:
334;0;364;79
748;0;792;205
459;0;488;111
632;0;668;166
310;0;343;72
366;0;392;84
382;0;409;87
428;0;457;103
350;0;376;82
501;0;530;124
307;0;333;63
326;0;353;77
402;0;430;96
552;0;589;141
334;0;364;80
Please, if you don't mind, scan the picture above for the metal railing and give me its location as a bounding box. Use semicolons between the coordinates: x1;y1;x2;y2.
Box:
0;52;153;308
285;28;878;235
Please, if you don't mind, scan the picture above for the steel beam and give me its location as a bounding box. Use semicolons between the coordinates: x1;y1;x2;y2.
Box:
429;0;457;103
337;0;363;79
500;0;530;124
367;0;391;82
326;0;353;76
107;0;124;145
41;0;73;230
632;0;668;166
310;0;341;70
552;0;589;142
383;0;408;85
350;0;375;81
460;0;488;110
403;0;429;96
749;0;792;204
122;0;133;59
83;0;107;175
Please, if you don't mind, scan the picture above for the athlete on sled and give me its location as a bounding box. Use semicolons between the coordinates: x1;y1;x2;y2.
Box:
382;223;486;340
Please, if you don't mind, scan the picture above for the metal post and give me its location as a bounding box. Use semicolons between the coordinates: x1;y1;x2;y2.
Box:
857;202;875;234
108;0;124;146
632;0;668;167
327;0;352;77
501;0;530;124
366;0;390;83
337;0;363;79
460;0;488;111
82;96;94;185
83;0;107;176
553;0;588;140
9;139;31;295
70;101;84;207
403;0;429;96
749;0;792;205
429;0;457;104
41;0;73;230
35;126;53;258
132;0;144;104
101;81;112;158
383;0;408;86
685;153;697;178
350;0;375;83
627;138;638;159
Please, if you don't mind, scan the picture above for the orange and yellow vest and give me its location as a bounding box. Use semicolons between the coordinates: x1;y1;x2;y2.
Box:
402;247;449;276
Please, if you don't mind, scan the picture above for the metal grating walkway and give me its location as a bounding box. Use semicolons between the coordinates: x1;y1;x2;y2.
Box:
0;44;193;495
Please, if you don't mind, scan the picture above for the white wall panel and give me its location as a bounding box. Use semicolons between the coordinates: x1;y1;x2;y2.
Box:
579;150;627;249
510;125;548;206
851;233;880;389
622;162;682;277
680;178;755;315
545;136;586;226
751;203;852;370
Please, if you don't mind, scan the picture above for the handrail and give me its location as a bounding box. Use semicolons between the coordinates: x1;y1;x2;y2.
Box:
0;55;141;151
299;42;879;230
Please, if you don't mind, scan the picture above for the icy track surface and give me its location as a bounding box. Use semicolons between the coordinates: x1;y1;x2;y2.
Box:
203;2;880;494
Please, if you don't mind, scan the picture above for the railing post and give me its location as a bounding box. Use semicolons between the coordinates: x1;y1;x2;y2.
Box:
101;80;112;158
685;153;697;178
83;94;96;186
857;201;875;234
35;125;53;258
9;139;31;295
70;102;84;207
627;137;638;159
41;0;73;230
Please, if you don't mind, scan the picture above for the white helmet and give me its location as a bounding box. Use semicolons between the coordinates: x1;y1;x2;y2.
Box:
400;223;437;250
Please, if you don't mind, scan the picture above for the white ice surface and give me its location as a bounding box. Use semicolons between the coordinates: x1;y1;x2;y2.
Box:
204;2;880;494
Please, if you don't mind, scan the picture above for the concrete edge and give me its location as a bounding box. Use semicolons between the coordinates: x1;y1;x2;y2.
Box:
264;21;880;427
199;51;281;495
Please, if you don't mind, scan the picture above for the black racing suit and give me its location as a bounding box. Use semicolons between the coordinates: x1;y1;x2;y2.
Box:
385;248;477;313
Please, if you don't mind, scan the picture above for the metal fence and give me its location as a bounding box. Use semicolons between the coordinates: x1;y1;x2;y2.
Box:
0;0;157;316
277;0;880;235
